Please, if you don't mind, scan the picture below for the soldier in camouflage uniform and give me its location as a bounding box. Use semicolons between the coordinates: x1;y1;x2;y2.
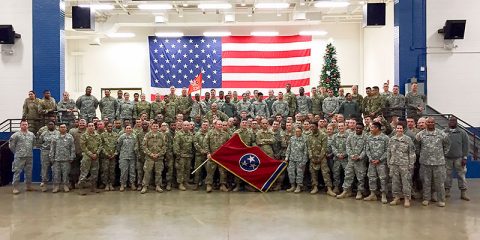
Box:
163;95;177;124
386;85;405;118
307;122;336;196
256;119;275;158
364;122;390;203
302;121;312;137
322;89;339;121
311;87;323;116
406;82;426;121
176;88;193;120
286;127;308;193
351;85;364;115
272;92;289;118
265;90;276;118
416;117;450;207
330;123;349;194
271;121;285;191
23;91;41;134
150;93;165;119
173;121;194;191
337;123;367;200
221;95;237;118
205;120;231;192
193;121;209;190
116;125;138;192
365;86;386;118
204;103;228;124
117;92;137;122
190;93;207;120
49;124;75;193
78;122;102;195
134;122;150;190
141;122;167;194
284;83;297;117
237;93;253;118
337;88;346;107
135;93;151;120
252;92;270;118
38;121;59;192
99;89;118;122
9;120;35;194
296;87;312;115
39;90;57;126
57;92;78;128
388;124;416;207
76;86;99;123
100;123;118;191
161;122;175;191
232;119;256;191
69;119;86;187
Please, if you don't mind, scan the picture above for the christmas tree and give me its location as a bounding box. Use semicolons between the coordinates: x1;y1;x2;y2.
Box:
320;43;341;95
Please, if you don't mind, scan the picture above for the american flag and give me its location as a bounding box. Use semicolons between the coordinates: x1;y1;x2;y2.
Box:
148;35;312;94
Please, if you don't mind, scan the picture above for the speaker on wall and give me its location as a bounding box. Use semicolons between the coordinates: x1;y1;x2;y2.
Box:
363;3;386;27
438;20;466;40
72;6;95;30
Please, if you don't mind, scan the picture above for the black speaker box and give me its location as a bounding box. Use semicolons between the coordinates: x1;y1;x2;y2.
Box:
363;3;386;27
442;20;466;39
72;6;95;30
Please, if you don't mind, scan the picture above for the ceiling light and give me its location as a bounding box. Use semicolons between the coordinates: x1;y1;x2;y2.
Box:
138;4;173;10
203;31;232;37
314;1;350;8
255;3;290;9
197;3;232;9
224;14;235;22
241;2;246;7
251;31;279;36
107;33;135;38
78;4;114;10
299;30;328;36
183;3;189;7
155;32;184;37
155;15;169;23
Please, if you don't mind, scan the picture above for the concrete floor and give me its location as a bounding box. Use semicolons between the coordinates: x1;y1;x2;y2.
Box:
1;182;479;240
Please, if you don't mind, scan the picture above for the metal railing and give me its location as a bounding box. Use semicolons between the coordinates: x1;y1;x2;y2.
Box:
0;119;22;133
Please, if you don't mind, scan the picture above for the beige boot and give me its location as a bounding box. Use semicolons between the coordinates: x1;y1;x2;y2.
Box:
232;185;240;192
326;187;337;197
310;185;319;194
105;185;110;191
109;184;114;191
381;193;388;204
40;182;47;192
26;184;35;191
64;185;70;193
91;185;100;193
294;185;302;193
438;201;446;207
390;197;401;206
119;184;125;192
141;186;148;194
137;186;142;191
220;184;229;192
336;190;352;199
422;200;429;206
206;184;213;193
286;184;296;192
192;184;199;191
156;185;163;193
52;185;59;193
12;186;20;195
461;190;470;201
166;183;172;191
404;198;411;208
445;188;451;198
130;184;136;191
355;191;363;200
333;186;340;194
363;192;377;201
179;183;187;191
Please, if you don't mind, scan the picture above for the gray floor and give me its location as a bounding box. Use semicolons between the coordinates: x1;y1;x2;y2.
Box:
1;181;479;240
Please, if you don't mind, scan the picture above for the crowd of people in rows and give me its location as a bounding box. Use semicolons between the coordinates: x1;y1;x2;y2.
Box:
9;82;470;208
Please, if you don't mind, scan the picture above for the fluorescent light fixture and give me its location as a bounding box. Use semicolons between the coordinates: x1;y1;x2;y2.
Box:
203;31;232;37
155;32;184;37
251;31;279;36
255;3;290;9
155;15;169;23
79;4;114;10
183;3;189;7
197;3;232;9
299;30;328;36
314;1;350;8
224;14;235;22
138;4;173;10
108;33;135;38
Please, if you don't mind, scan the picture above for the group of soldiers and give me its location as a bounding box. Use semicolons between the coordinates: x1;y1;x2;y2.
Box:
10;82;470;208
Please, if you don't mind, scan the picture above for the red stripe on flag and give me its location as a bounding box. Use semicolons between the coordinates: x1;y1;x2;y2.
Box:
222;35;312;44
222;64;310;73
222;49;311;58
222;79;310;88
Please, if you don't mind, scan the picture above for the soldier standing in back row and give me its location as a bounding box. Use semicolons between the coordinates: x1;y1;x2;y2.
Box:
272;92;289;119
141;122;167;194
323;89;339;122
99;89;118;122
406;82;426;121
117;92;137;123
38;121;59;192
284;83;297;118
49;124;75;193
9;120;35;194
57;92;78;128
296;87;311;115
23;91;41;134
78;122;102;195
76;86;99;123
39;90;57;125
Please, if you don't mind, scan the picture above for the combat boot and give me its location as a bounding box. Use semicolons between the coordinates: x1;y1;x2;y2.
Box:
64;185;70;193
363;192;377;201
390;197;400;206
310;185;319;194
12;185;20;195
192;184;199;191
206;184;213;193
273;184;281;191
336;190;352;199
232;185;240;192
404;198;411;208
179;183;187;191
355;191;363;200
422;200;429;206
166;183;172;191
286;184;296;192
333;186;340;194
105;185;110;191
26;184;35;191
91;185;100;193
109;184;114;191
461;190;470;201
141;186;148;194
432;192;438;202
325;187;335;197
294;185;302;194
130;184;136;191
40;182;47;192
220;184;229;192
77;182;87;195
52;185;59;193
156;185;163;193
381;193;388;204
119;185;125;192
438;201;446;207
445;188;451;198
137;186;142;191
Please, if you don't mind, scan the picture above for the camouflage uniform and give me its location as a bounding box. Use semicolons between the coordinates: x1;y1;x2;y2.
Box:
386;94;405;118
307;131;332;188
176;96;193;118
365;133;390;193
284;91;297;117
99;96;118;122
271;100;289;118
322;97;339;121
265;96;276;118
100;131;118;187
388;134;416;198
173;130;194;185
365;95;385;117
136;100;151;120
444;127;469;192
135;129;149;186
117;100;137;122
164;130;175;186
296;95;311;115
38;129;59;184
331;132;349;189
342;133;367;192
193;129;209;185
164;101;177;123
256;128;275;158
237;100;253;118
49;133;75;186
57;99;77;127
9;131;35;186
76;95;99;122
311;93;324;116
116;133;138;187
286;135;308;184
204;110;228;124
406;92;426;121
150;100;165;119
252;101;270;118
221;102;237;118
39;97;57;123
337;95;346;107
69;127;85;185
142;131;167;187
190;101;207;119
416;129;450;202
78;131;102;187
204;129;230;185
23;98;41;134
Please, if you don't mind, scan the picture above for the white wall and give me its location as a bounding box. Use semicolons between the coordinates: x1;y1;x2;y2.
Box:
0;0;32;120
427;0;480;127
363;2;395;91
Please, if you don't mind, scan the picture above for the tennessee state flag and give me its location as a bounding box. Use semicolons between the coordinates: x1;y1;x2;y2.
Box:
210;133;287;192
188;72;202;95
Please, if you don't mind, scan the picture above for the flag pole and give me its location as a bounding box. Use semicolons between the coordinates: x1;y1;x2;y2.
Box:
191;159;209;174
